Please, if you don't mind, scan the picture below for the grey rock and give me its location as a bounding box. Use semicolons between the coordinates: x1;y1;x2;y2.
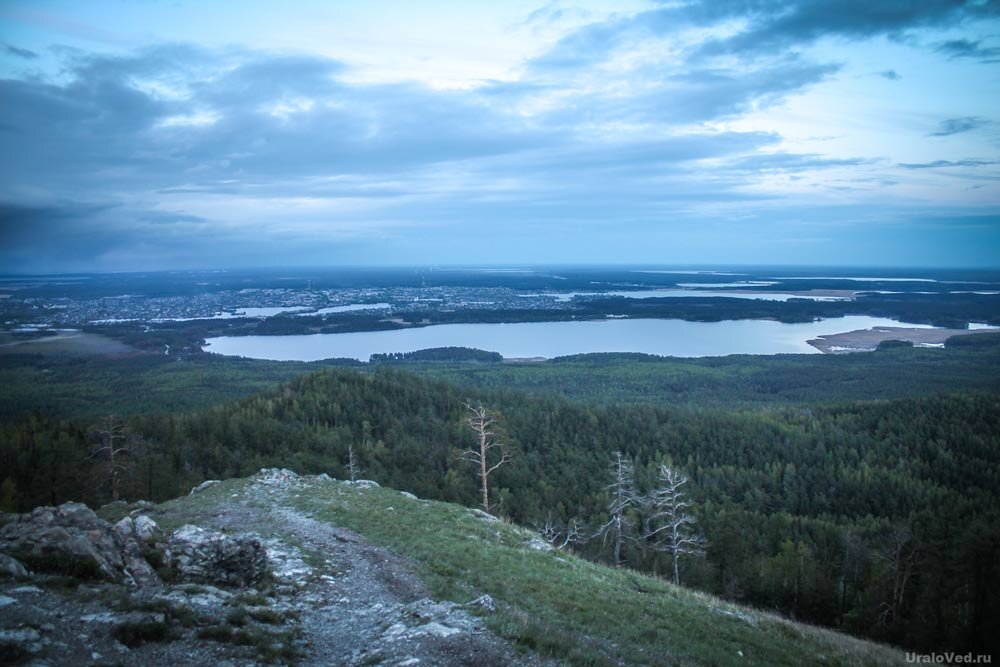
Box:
113;515;161;545
255;468;299;486
525;537;554;552
0;503;160;587
0;594;16;607
466;594;496;613
189;480;221;495
0;553;31;579
399;491;418;500
0;503;124;580
166;525;268;587
348;480;380;489
0;627;47;656
468;508;500;522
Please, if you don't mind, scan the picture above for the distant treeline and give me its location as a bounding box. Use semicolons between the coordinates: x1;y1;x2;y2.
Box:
1;367;998;656
369;347;503;363
2;334;1000;420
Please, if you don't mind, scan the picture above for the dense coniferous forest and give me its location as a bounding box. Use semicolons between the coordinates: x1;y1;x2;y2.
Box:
2;362;998;656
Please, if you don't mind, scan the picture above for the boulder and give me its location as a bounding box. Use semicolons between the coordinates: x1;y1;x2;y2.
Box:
0;503;160;587
0;503;124;580
189;479;221;495
468;508;500;522
255;468;299;487
0;553;30;579
165;525;268;587
113;515;161;544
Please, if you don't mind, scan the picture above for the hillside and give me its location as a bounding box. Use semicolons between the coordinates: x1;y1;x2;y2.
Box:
1;469;905;666
3;366;998;655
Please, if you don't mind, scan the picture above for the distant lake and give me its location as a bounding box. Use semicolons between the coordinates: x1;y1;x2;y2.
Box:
203;316;934;361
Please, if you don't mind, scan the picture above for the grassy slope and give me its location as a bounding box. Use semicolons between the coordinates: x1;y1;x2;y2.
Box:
159;475;905;667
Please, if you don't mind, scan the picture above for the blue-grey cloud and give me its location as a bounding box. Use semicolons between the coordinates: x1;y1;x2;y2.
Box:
935;38;1000;62
928;116;989;137
898;159;999;169
529;1;1000;71
879;69;901;80
4;44;39;59
690;0;999;57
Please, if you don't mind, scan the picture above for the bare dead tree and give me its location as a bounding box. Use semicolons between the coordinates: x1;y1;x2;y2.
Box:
644;464;706;585
459;403;511;514
875;527;918;628
346;443;361;482
88;415;137;502
594;452;637;566
539;514;589;551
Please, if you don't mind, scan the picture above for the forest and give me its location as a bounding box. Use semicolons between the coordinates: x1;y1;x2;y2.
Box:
1;359;998;656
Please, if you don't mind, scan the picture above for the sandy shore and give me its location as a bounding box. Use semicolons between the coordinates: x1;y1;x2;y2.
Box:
808;326;996;353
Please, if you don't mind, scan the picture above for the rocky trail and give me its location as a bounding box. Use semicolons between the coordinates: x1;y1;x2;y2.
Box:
0;469;542;666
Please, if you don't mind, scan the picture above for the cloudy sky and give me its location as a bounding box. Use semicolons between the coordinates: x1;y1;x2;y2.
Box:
1;0;998;272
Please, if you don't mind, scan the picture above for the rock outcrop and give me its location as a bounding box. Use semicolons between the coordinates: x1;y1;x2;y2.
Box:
164;525;268;587
0;502;157;585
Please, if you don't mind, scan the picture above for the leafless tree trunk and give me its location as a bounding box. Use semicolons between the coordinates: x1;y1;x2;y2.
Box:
876;527;918;627
539;514;589;551
595;452;636;566
644;464;706;585
88;415;136;502
347;443;361;482
459;404;511;514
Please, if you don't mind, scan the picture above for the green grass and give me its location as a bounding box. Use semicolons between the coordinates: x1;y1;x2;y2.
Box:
231;477;905;667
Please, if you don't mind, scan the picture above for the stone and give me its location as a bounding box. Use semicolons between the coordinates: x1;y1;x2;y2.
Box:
399;491;418;500
166;525;268;587
466;594;496;613
525;537;554;552
189;480;221;495
0;503;160;587
113;515;161;545
349;480;380;489
0;503;124;580
0;553;31;579
0;627;47;657
468;508;500;522
0;594;16;608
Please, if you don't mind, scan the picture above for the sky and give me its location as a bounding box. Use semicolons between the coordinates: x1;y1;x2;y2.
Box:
1;0;999;273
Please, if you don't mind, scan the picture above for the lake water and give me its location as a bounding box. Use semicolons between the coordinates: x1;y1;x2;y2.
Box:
203;315;934;361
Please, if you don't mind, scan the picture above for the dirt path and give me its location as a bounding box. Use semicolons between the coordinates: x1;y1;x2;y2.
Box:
200;471;539;667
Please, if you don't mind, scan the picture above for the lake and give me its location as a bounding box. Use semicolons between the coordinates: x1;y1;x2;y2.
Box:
202;315;935;361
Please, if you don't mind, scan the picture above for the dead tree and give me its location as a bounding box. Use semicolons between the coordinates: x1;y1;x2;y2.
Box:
875;526;918;627
594;452;637;566
644;464;706;585
459;403;511;514
346;443;361;482
539;514;589;551
88;415;137;502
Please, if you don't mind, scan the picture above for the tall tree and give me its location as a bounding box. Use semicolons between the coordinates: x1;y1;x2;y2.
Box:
595;452;637;566
644;464;706;585
88;415;140;502
459;403;511;513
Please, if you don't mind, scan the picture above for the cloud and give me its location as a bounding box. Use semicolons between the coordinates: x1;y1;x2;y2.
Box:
898;159;998;169
4;44;38;59
928;117;989;137
528;1;1000;70
935;38;1000;63
686;0;1000;57
879;69;901;80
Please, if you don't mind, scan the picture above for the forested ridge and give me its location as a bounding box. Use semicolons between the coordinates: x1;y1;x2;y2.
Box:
2;366;998;656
